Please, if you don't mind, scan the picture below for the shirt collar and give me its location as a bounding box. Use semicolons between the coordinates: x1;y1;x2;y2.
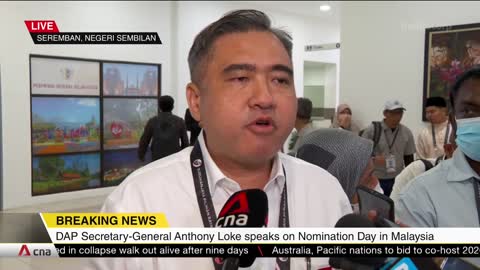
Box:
197;132;285;196
434;120;449;127
447;149;480;182
381;120;400;131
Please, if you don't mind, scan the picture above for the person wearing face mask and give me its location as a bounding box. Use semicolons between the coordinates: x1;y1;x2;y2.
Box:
330;104;360;134
295;128;383;213
396;66;480;227
390;112;457;203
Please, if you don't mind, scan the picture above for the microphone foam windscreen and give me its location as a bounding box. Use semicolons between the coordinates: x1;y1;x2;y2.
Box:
216;189;268;268
335;213;375;228
216;189;268;228
333;214;386;267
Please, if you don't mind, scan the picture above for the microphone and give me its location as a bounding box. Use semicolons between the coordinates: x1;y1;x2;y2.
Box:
329;214;387;269
329;214;440;270
215;189;268;270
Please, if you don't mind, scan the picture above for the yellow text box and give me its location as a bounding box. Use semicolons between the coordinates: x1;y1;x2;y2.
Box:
41;213;169;228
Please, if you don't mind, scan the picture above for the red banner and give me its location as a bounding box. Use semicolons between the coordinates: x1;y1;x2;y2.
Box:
25;20;59;33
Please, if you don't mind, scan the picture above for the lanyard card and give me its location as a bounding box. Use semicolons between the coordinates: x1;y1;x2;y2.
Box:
385;154;396;173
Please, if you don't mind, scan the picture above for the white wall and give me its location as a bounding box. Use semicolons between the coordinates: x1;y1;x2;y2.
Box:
340;1;480;136
324;63;337;109
304;63;337;109
305;50;341;108
304;66;326;85
0;1;174;209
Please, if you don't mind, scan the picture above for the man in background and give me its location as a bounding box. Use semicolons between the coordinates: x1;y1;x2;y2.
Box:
91;9;351;270
396;67;480;227
288;97;316;154
416;96;451;159
138;95;188;161
391;111;457;203
361;100;416;196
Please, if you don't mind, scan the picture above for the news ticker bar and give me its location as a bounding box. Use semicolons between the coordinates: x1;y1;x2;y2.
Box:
6;244;480;257
47;227;480;244
29;32;162;44
31;213;480;245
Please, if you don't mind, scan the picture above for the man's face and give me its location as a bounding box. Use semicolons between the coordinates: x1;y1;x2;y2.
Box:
454;78;480;120
425;106;447;124
187;31;296;166
383;109;404;128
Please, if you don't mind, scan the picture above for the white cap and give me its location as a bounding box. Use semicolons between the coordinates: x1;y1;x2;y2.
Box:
384;100;406;111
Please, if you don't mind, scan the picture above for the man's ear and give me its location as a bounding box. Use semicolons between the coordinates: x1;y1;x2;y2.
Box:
186;82;202;123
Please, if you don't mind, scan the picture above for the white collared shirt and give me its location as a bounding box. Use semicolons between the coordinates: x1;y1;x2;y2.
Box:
396;149;480;227
87;133;351;270
416;120;451;159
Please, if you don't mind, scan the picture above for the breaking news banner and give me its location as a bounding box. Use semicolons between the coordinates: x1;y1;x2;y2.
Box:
1;213;479;258
24;20;162;45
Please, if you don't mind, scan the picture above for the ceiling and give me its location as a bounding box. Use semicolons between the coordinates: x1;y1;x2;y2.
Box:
247;1;341;25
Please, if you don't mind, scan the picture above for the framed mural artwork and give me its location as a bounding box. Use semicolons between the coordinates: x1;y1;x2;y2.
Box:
103;62;160;97
31;97;100;155
30;56;100;96
103;148;150;187
103;98;158;150
423;23;480;120
32;153;101;195
30;54;162;195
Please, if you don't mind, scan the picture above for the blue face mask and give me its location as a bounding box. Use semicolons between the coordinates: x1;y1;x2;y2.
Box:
456;117;480;162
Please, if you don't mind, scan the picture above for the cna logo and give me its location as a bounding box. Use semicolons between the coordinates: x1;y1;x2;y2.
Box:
18;244;52;256
18;244;31;256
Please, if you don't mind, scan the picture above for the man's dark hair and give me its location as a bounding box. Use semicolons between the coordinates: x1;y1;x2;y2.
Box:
450;66;480;109
159;95;174;112
187;9;292;85
297;98;313;120
425;96;447;108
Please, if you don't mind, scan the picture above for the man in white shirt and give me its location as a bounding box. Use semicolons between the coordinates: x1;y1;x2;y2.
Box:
416;97;451;159
88;9;351;270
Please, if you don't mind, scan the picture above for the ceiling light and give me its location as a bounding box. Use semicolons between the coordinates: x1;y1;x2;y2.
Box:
319;4;331;12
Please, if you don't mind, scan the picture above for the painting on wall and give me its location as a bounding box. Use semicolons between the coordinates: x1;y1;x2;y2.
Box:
32;153;101;195
31;97;100;155
30;54;162;196
103;98;158;150
103;62;159;96
423;23;480;119
103;149;150;187
31;56;100;96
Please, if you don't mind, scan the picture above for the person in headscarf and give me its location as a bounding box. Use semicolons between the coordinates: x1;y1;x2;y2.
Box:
330;103;360;134
295;128;382;212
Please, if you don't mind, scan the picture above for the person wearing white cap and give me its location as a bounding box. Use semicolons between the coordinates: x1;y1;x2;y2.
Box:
360;99;416;196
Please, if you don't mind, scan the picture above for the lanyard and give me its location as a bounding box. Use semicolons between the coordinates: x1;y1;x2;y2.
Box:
190;142;290;270
384;127;400;152
473;179;480;226
431;122;450;148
